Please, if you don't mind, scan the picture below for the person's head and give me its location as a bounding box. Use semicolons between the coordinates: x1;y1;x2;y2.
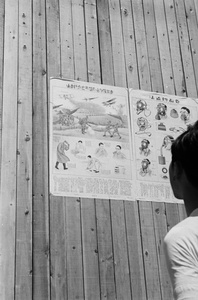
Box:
169;120;198;199
115;145;121;151
141;139;150;149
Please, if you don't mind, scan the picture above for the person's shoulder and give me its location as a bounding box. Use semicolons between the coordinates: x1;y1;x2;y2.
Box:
164;215;198;248
164;218;190;244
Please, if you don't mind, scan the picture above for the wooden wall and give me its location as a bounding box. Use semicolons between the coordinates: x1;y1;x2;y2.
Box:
1;0;198;299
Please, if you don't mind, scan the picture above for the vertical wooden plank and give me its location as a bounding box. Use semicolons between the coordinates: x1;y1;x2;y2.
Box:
46;0;61;77
142;0;164;93
50;197;67;300
184;0;198;92
178;203;187;221
152;202;173;300
96;0;114;85
81;198;101;300
66;198;84;300
120;0;139;89
0;1;4;180
153;0;175;95
108;0;126;87
32;0;50;299
131;0;151;91
15;0;33;299
84;0;101;83
111;200;132;300
96;199;116;300
174;0;197;97
165;203;180;231
59;0;75;79
45;1;68;299
0;1;18;299
194;0;198;22
138;201;162;300
124;201;147;300
72;0;88;81
163;0;186;97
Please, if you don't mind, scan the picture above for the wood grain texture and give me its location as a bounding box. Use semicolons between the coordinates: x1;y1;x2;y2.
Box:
0;0;4;180
124;201;147;300
174;0;197;97
96;199;116;300
15;0;33;298
1;1;198;299
32;0;50;298
0;0;18;298
138;201;162;300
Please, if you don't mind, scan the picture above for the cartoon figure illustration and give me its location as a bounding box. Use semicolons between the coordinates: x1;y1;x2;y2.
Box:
103;120;113;137
71;140;86;156
155;103;167;120
79;116;88;134
95;142;108;157
55;140;70;170
158;135;174;165
111;123;121;139
113;145;126;160
180;107;190;123
86;155;102;173
135;117;152;136
136;99;151;117
139;159;151;176
139;139;151;156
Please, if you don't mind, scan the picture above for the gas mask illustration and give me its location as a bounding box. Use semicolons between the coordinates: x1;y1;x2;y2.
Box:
180;107;190;123
155;103;167;120
136;100;151;117
139;139;150;156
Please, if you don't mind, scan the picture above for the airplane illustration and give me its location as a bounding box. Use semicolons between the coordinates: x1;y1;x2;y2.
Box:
102;98;116;106
82;97;98;101
53;104;63;109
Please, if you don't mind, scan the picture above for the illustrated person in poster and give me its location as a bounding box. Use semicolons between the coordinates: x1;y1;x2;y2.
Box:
111;123;122;139
113;145;126;160
180;107;190;123
79;116;88;134
71;140;86;156
103;120;113;137
139;139;151;156
164;120;198;300
139;158;151;176
155;103;167;120
86;155;102;173
95;142;108;157
55;140;70;170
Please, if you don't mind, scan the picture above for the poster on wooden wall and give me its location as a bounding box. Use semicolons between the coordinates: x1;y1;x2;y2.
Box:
50;78;134;201
50;78;198;202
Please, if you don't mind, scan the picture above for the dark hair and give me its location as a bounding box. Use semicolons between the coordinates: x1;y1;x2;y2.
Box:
181;107;190;114
171;120;198;188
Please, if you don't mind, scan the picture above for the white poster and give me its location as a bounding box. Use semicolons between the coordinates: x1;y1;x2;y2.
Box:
50;78;134;200
50;78;198;202
129;89;198;202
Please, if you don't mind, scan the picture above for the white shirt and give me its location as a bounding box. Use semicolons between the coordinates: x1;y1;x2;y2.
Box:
164;208;198;300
